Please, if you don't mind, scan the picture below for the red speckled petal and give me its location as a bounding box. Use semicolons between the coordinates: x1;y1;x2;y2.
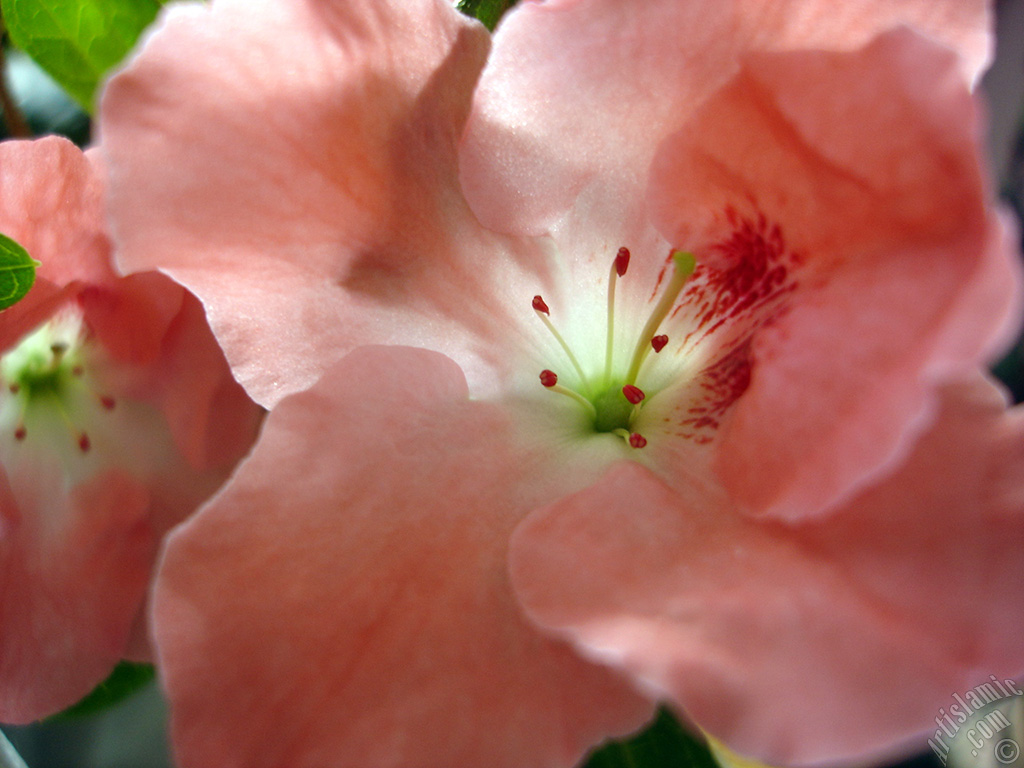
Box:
154;345;651;768
510;375;1024;766
648;30;1019;518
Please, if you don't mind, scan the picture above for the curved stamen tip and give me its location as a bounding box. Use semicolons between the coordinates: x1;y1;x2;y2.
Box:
622;384;645;404
628;432;647;449
532;295;550;315
539;370;558;388
671;249;697;277
614;247;631;277
651;335;668;353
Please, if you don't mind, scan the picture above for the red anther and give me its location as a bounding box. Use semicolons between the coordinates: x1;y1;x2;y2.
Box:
8;384;18;394
629;432;647;449
78;433;91;453
100;396;116;410
614;247;630;277
72;366;84;377
14;426;26;441
539;370;558;388
651;335;668;353
532;295;550;315
622;384;645;404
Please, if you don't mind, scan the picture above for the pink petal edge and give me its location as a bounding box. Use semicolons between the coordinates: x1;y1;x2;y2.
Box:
154;345;651;768
510;374;1024;766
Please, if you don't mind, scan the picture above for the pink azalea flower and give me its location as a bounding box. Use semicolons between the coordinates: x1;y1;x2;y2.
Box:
0;137;263;723
99;0;1024;765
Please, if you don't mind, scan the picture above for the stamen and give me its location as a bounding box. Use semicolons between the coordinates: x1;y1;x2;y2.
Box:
539;369;598;420
624;250;697;385
14;425;25;441
533;295;589;388
628;433;648;449
50;397;92;457
622;384;645;405
651;335;668;353
605;247;630;380
611;428;648;449
8;384;18;394
100;395;116;410
614;247;631;277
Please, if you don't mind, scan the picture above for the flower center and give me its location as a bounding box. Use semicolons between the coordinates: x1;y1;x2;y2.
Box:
533;248;696;449
0;312;116;454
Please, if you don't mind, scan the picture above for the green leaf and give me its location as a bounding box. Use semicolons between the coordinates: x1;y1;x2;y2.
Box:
582;709;721;768
2;0;163;113
455;0;518;31
48;662;155;720
0;232;38;309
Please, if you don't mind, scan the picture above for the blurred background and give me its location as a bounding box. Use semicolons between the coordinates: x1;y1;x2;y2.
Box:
1;0;1024;766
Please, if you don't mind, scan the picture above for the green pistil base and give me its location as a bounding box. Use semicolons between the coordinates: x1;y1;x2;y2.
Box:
590;383;634;434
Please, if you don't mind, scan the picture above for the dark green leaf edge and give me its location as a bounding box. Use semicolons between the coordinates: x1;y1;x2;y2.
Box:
2;0;163;113
582;708;721;768
456;0;519;32
0;231;38;310
46;661;156;721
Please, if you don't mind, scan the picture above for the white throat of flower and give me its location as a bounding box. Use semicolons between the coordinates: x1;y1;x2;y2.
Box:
0;311;117;460
533;248;697;449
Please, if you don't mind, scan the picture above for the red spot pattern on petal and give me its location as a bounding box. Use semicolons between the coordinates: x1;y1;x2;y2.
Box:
675;343;753;444
676;207;802;356
651;207;803;445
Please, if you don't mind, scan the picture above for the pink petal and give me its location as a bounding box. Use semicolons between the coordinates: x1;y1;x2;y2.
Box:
510;375;1024;765
0;468;154;722
647;30;1019;518
101;0;548;408
82;272;263;472
0;138;259;472
0;137;262;712
0;138;114;352
459;0;989;237
154;345;651;768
